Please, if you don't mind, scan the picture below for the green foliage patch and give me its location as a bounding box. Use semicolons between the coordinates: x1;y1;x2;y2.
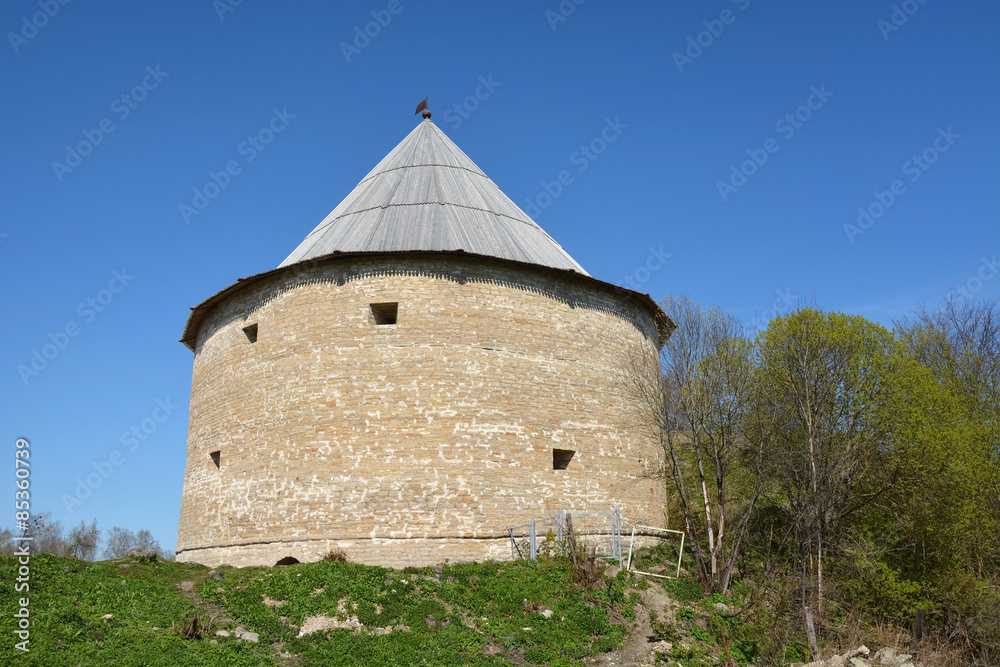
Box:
0;554;643;666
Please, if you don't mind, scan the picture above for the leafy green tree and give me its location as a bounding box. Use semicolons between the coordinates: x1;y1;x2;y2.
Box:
751;309;900;615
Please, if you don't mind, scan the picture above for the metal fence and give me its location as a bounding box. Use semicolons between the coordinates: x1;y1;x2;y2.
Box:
506;506;623;568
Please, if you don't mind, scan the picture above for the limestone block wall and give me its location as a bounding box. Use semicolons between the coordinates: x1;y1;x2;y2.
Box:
176;254;666;567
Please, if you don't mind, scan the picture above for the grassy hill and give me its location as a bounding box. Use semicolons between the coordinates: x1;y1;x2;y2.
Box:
1;549;737;667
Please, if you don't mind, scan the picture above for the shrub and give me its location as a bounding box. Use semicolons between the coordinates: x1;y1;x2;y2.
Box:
322;548;348;562
170;610;212;639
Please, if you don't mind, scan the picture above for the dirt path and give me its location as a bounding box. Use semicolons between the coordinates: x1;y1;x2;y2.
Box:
587;581;679;666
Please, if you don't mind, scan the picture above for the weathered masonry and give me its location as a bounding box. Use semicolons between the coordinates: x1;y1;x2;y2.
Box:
175;110;674;568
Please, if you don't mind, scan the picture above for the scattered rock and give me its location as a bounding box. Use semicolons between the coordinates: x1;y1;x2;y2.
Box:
299;614;362;636
649;640;673;653
209;571;223;582
127;548;157;560
468;576;480;583
209;639;218;645
800;647;921;667
874;648;896;664
541;609;554;619
102;614;113;621
215;630;230;637
446;576;458;584
649;565;668;574
263;596;288;607
712;602;732;614
873;648;914;667
63;567;70;573
393;625;411;633
605;565;621;579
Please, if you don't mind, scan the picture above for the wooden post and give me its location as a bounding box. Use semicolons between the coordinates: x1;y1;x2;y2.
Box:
910;609;925;651
804;606;819;661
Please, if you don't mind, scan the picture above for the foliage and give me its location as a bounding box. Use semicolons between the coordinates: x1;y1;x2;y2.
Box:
634;297;999;665
322;548;348;562
0;553;646;667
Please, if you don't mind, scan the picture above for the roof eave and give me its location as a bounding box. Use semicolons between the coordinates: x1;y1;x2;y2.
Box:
180;251;674;352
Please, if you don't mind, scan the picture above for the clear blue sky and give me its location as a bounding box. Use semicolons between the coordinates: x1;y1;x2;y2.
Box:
2;1;997;553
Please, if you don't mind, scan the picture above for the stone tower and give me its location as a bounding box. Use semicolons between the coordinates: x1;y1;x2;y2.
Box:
175;113;673;567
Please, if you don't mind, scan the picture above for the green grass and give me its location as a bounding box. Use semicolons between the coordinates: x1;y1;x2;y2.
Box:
0;554;640;666
0;553;271;666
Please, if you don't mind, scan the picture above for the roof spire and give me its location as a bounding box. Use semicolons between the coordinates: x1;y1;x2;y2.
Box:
414;96;430;119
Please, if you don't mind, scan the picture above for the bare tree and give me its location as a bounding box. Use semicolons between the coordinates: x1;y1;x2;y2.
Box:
0;527;13;556
25;513;69;556
102;526;163;559
623;295;762;595
66;519;100;560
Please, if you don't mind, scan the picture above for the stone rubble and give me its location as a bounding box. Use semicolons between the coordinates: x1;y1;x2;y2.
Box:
794;645;922;667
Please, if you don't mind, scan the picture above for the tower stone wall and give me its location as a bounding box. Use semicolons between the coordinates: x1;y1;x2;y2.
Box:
175;253;665;567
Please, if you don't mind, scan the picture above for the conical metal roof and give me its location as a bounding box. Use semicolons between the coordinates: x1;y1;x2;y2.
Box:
279;118;589;275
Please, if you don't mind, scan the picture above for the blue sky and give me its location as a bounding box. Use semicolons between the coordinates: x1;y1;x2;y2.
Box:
2;1;997;553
